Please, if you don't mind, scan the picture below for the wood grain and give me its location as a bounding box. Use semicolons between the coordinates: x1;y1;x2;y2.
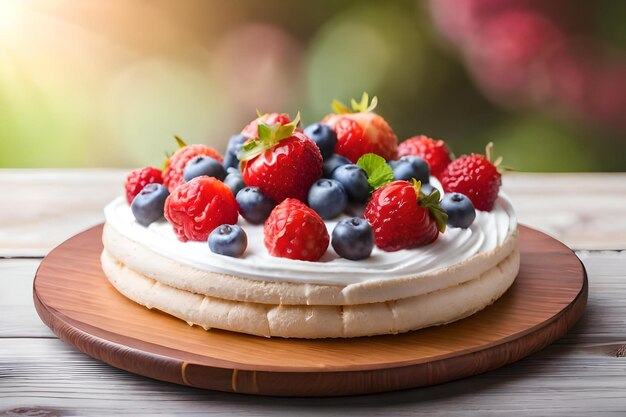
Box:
32;224;587;396
1;251;624;414
2;170;626;257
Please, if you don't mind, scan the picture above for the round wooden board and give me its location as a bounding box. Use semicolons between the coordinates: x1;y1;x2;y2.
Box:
33;224;587;397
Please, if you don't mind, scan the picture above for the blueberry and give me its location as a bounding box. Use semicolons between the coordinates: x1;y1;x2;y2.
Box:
236;187;275;224
208;224;247;257
224;171;246;196
223;134;247;170
131;183;169;227
389;156;430;183
331;217;374;260
331;164;369;203
441;192;476;229
183;156;226;182
307;179;348;219
322;154;351;178
303;123;337;160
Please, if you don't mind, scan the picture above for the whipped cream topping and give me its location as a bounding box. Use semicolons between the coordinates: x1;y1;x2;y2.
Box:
104;184;517;286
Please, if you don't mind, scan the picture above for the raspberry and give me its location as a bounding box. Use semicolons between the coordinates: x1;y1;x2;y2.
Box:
439;152;502;211
364;181;444;251
241;113;291;138
163;145;223;191
124;167;163;205
164;176;238;242
264;199;329;261
397;136;452;177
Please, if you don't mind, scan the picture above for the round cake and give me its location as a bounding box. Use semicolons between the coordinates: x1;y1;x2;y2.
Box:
102;93;520;339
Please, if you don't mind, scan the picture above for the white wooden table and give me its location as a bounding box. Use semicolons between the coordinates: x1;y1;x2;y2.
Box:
1;170;626;416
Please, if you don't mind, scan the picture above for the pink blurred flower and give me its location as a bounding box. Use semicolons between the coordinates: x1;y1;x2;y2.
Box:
464;9;564;106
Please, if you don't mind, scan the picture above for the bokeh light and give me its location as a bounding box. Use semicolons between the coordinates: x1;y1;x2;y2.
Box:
0;0;624;171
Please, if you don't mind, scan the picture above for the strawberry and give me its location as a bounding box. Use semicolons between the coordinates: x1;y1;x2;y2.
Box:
241;112;291;139
264;198;329;261
162;136;223;191
397;135;452;177
124;167;163;205
322;92;398;163
439;142;502;211
240;113;323;203
364;180;447;252
164;176;238;242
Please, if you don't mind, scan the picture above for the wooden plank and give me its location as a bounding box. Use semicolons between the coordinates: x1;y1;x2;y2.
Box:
0;169;125;257
1;251;625;412
503;173;626;250
0;260;52;338
1;170;626;256
1;338;626;415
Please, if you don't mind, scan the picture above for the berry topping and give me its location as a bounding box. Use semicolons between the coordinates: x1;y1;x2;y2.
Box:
182;156;226;182
223;169;246;196
330;164;369;203
236;186;275;225
307;179;348;219
164;176;238;242
130;183;169;227
331;217;374;260
364;180;447;251
303;123;337;160
322;154;352;178
208;224;248;258
163;136;223;191
397;136;452;178
322;92;398;162
125;166;163;205
240;113;323;203
389;156;430;183
439;142;503;211
264;198;329;262
241;112;291;139
441;192;476;229
223;134;247;170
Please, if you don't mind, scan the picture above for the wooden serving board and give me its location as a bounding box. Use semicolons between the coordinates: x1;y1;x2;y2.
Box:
33;224;587;397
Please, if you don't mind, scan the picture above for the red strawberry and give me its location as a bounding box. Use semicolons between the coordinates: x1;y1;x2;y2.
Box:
124;167;163;205
264;198;329;261
397;135;452;177
240;113;323;203
322;92;398;162
364;180;447;252
164;176;238;242
162;136;223;191
241;112;291;139
439;143;502;211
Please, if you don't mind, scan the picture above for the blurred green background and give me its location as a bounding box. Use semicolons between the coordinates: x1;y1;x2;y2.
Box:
1;0;625;171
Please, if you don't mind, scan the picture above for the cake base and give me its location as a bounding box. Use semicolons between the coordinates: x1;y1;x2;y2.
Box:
33;224;587;397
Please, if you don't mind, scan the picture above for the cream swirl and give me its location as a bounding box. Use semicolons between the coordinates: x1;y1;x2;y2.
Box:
105;186;517;286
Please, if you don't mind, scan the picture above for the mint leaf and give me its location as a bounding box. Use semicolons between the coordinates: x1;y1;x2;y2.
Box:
357;153;394;191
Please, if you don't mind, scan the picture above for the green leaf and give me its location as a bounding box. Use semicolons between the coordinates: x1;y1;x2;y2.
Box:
331;99;352;114
174;135;187;149
357;153;394;191
418;187;448;233
257;123;272;144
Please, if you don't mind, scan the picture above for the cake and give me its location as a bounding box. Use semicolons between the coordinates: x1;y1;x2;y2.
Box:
101;93;520;339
